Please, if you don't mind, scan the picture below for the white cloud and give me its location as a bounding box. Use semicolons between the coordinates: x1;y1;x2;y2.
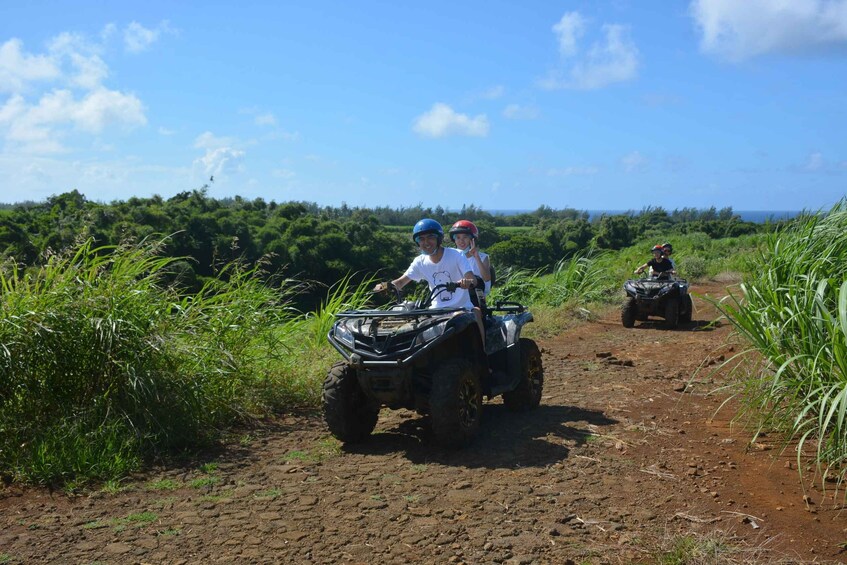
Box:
192;131;245;177
194;147;245;177
0;88;145;153
47;32;109;89
158;126;176;135
0;39;60;94
124;21;171;53
255;113;277;126
541;13;639;90
194;131;236;149
502;104;540;120
0;30;152;153
73;88;146;132
691;0;847;61
412;103;490;138
621;151;647;173
553;12;586;56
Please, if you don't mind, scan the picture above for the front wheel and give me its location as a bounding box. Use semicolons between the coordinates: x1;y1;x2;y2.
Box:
621;298;637;328
678;295;693;324
430;359;482;448
322;362;379;443
503;338;544;411
664;297;679;329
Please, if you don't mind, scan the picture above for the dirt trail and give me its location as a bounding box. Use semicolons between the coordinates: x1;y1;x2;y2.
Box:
2;281;846;564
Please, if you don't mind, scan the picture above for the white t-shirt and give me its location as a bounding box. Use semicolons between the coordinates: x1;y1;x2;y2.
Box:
471;250;492;296
404;247;474;309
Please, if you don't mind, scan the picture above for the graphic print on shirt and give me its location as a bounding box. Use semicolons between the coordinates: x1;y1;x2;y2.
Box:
431;270;454;300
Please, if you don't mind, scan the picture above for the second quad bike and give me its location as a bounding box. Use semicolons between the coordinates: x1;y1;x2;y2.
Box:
323;282;543;448
621;273;692;329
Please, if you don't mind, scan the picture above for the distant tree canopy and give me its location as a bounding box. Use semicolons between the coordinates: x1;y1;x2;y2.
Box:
0;191;765;303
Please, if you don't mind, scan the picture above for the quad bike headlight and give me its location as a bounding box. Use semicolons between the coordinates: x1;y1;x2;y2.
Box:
333;322;355;347
414;322;447;346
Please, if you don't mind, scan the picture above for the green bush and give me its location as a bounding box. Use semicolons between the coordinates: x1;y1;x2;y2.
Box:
679;256;707;280
0;238;298;484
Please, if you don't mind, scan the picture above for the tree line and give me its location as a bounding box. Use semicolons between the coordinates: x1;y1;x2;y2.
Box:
0;190;765;305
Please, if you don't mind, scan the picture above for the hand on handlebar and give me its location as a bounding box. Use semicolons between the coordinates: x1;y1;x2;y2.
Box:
373;281;394;293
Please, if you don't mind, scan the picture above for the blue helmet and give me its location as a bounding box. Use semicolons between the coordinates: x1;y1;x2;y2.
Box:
412;218;443;245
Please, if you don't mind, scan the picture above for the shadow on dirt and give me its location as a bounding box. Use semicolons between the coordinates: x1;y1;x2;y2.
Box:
632;319;719;332
343;404;617;469
138;415;318;480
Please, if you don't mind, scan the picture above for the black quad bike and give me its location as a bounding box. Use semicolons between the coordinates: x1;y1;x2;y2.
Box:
323;282;543;448
621;273;692;329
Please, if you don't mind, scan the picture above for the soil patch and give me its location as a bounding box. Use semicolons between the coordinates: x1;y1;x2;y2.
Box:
1;281;845;564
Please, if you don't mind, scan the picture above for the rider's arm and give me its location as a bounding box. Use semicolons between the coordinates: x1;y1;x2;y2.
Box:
634;262;649;274
477;254;491;282
374;275;412;293
468;243;491;282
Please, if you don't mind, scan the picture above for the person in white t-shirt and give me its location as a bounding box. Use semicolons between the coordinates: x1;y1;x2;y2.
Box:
373;218;485;343
449;219;492;299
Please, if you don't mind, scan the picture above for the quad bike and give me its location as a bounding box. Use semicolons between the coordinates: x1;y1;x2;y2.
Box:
621;272;692;329
323;282;543;448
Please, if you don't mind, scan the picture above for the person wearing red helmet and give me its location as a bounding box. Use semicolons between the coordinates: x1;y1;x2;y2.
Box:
373;218;476;309
448;220;492;297
373;218;486;345
634;244;675;277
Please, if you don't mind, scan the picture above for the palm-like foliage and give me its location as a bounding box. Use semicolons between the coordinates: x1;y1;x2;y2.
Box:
716;202;847;474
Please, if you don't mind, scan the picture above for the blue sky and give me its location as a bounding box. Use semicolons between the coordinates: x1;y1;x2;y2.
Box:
1;1;846;211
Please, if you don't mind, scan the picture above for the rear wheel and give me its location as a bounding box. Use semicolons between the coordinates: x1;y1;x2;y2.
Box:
664;297;679;329
322;362;379;443
430;358;482;448
503;338;544;411
679;295;693;324
621;298;637;328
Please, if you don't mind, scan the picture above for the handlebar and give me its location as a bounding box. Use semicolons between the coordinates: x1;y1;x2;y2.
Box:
417;282;460;308
492;300;526;313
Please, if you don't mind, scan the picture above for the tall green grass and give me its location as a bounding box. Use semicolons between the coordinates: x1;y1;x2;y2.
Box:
293;273;377;349
490;252;610;307
0;238;299;484
715;203;847;476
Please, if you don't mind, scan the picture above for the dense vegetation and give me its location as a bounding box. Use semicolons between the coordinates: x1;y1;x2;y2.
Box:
717;201;847;476
0;190;763;306
0;190;784;486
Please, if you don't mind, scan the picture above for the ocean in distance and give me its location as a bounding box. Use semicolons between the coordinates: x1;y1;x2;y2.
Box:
488;210;800;224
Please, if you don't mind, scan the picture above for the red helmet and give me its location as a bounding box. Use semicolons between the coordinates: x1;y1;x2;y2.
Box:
449;220;479;241
651;244;664;254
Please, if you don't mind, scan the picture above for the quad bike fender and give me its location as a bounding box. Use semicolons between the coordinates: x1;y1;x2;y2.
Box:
485;311;534;396
504;311;534;344
444;310;480;335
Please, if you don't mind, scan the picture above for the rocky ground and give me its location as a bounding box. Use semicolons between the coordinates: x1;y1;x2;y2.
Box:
2;280;846;564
